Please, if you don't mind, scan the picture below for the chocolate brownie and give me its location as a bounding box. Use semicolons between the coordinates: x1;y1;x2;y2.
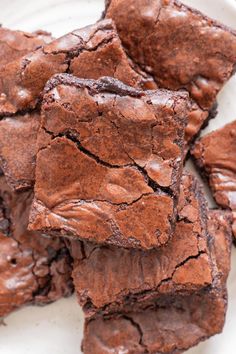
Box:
28;74;189;249
0;27;51;67
82;210;232;354
0;175;73;318
69;174;213;318
105;0;236;142
0;19;155;116
191;120;236;240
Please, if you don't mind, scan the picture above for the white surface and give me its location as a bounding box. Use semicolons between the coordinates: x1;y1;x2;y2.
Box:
0;0;236;353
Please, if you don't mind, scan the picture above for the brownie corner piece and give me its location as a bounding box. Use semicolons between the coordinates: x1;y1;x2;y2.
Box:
191;120;236;239
28;74;189;249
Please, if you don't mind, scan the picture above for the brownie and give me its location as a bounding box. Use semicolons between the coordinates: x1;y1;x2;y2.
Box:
82;210;232;354
69;174;213;318
0;175;73;318
105;0;236;142
0;27;51;67
191;120;236;240
28;74;189;249
0;19;155;116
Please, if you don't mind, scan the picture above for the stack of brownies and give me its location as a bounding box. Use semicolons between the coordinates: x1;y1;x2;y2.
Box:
0;0;236;353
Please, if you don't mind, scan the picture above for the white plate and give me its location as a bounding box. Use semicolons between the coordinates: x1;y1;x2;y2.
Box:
0;1;235;353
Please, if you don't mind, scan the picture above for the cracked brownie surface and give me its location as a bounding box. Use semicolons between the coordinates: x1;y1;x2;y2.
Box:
0;19;154;116
105;0;236;143
69;174;213;318
29;74;189;249
0;112;40;191
191;120;236;240
81;210;232;354
0;175;73;318
0;21;155;192
0;28;53;192
0;27;51;67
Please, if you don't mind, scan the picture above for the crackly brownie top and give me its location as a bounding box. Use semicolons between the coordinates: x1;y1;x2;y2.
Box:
70;174;212;316
82;209;231;354
69;21;155;90
28;74;189;249
191;120;236;237
0;20;153;191
105;0;236;111
0;29;51;190
0;176;73;318
0;27;52;67
0;19;154;116
0;112;40;191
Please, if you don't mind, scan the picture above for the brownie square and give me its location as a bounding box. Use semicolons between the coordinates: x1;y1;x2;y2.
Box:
28;74;189;249
82;210;232;354
191;120;236;240
0;175;73;318
0;19;154;116
69;174;213;318
105;0;236;143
